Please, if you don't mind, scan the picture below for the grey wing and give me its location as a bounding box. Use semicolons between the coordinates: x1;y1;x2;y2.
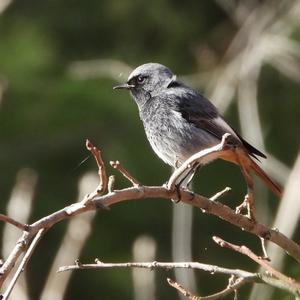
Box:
173;89;266;159
173;89;238;140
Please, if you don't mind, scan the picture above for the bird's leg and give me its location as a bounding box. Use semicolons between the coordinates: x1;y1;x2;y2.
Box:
172;162;199;203
232;149;256;221
186;164;200;190
233;151;272;259
178;162;199;190
171;159;182;203
172;184;182;203
236;160;272;259
173;170;192;203
235;164;255;221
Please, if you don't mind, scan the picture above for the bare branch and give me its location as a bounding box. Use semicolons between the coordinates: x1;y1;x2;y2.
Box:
1;180;299;291
85;140;107;195
110;160;140;187
57;258;300;297
0;232;29;288
167;277;247;300
31;185;300;262
2;229;45;300
57;260;255;279
167;278;200;300
0;139;299;297
209;187;231;201
107;175;115;193
213;236;300;296
0;214;28;231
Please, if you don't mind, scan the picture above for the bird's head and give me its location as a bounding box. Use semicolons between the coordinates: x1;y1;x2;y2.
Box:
114;63;175;106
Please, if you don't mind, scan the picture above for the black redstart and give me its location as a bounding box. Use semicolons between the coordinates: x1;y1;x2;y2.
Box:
114;63;282;202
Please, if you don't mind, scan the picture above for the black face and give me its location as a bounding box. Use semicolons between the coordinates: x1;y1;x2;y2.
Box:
126;74;152;103
113;74;148;91
127;75;148;88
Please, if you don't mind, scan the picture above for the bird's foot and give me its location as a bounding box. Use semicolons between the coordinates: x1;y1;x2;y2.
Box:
172;185;195;203
235;193;256;222
171;183;182;203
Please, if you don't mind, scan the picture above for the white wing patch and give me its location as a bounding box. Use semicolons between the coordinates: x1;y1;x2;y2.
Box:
213;116;239;139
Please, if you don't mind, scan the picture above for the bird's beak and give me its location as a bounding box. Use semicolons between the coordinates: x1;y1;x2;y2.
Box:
113;83;135;90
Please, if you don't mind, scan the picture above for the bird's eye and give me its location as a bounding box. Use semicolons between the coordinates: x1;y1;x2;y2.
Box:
137;76;146;84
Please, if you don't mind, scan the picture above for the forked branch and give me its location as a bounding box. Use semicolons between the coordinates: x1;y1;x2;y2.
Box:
0;137;298;299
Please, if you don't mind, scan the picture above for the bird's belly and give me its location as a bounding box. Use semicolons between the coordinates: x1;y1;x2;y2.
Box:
145;121;219;167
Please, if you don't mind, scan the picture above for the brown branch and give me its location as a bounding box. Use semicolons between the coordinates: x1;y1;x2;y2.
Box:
110;160;140;187
57;260;255;279
107;175;115;193
1;184;299;290
0;141;108;291
213;236;300;296
85;139;107;195
0;138;299;297
1;229;45;300
0;214;28;231
209;187;231;201
0;231;29;288
28;186;300;262
57;259;297;296
167;278;200;300
167;277;246;300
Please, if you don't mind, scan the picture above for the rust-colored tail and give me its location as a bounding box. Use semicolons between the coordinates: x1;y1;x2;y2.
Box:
250;160;282;197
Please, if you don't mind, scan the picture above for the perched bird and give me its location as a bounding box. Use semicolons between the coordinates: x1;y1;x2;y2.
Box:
114;63;282;204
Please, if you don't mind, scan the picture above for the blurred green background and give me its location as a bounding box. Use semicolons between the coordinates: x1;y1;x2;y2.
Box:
0;1;299;299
